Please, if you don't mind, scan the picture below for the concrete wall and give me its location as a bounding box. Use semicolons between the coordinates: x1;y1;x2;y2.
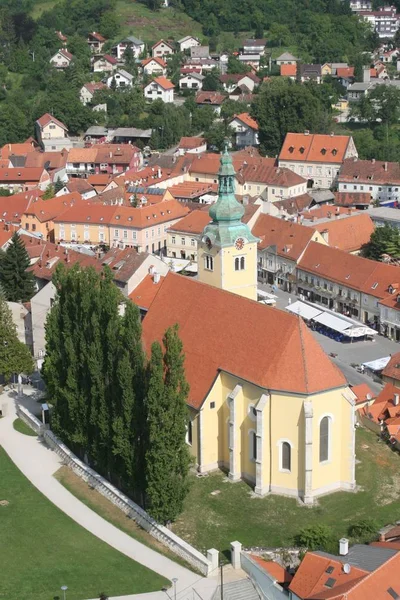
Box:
241;554;289;600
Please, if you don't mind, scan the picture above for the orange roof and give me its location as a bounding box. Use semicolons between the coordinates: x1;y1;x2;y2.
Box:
280;64;297;77
351;383;376;405
141;57;167;68
249;556;292;584
67;147;99;163
382;352;400;382
0;227;13;249
24;192;82;223
313;213;375;253
336;67;355;78
109;199;189;228
0;142;38;159
36;113;68;131
53;203;117;225
82;81;107;95
289;552;368;599
169;181;217;199
252;214;320;260
179;136;206;149
152;76;174;90
28;241;100;280
0;189;43;222
25;150;68;171
87;174;112;186
346;552;400;600
68;144;137;166
0;167;47;183
279;133;352;164
142;273;346;409
152;39;174;50
233;112;258;130
168;210;211;234
129;274;164;310
361;383;400;423
298;241;400;299
195;91;227;105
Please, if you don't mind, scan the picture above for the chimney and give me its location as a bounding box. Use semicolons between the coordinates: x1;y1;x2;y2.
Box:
363;67;370;83
394;393;399;406
339;538;349;556
153;271;160;284
304;130;310;136
384;162;388;172
330;131;334;137
149;265;155;275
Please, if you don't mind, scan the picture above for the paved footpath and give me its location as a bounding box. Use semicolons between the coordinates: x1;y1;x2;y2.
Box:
0;389;226;600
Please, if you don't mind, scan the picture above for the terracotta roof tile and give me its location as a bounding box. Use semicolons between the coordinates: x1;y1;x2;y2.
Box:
0;167;47;183
129;273;165;309
109;199;189;228
169;182;217;200
141;57;167;68
152;39;174;50
334;192;371;207
151;76;174;90
53;202;117;225
279;133;352;164
100;247;148;283
232;112;258;130
102;54;118;65
25;150;68;171
36;113;68;131
168;210;211;234
337;67;355;78
252;214;320;260
195;91;227;105
280;64;297;77
179;136;206;149
82;82;107;95
249;556;292;584
142;273;346;408
351;383;376;404
339;158;400;185
274;193;313;215
0;227;13;249
88;31;106;42
0;142;38;159
27;241;100;280
24;191;82;223
382;352;400;382
346;552;400;600
313;213;375;253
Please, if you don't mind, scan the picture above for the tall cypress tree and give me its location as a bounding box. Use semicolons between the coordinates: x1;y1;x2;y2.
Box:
0;294;33;381
0;233;35;302
145;325;191;524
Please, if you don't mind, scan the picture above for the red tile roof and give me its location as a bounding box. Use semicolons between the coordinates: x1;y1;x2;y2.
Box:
336;66;355;78
179;136;206;149
24;192;82;223
233;112;258;130
168;210;211;234
339;158;400;185
169;181;217;200
346;551;400;600
27;241;100;280
88;31;106;42
274;193;313;215
195;91;227;105
82;82;108;95
289;552;368;599
279;133;352;164
36;113;68;131
252;214;320;260
141;57;167;68
142;272;347;408
382;353;400;382
298;241;400;299
313;213;375;253
334;192;371;207
0;227;13;249
351;383;376;405
129;273;165;310
68;144;138;166
0;189;43;222
53;203;117;225
25;150;68;171
59;48;73;61
280;64;297;77
249;556;293;584
152;76;174;90
0;142;38;159
0;167;47;183
102;54;118;65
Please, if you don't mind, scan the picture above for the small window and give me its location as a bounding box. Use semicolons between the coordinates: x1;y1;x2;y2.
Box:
282;442;291;471
210;401;215;409
249;431;257;461
187;420;193;445
320;416;330;462
172;236;176;244
205;255;214;271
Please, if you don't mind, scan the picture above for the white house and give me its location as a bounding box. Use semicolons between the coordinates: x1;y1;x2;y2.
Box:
114;36;145;60
50;48;73;69
87;31;106;54
275;52;299;66
93;54;118;73
338;158;400;205
242;38;267;55
107;69;133;89
178;35;200;52
179;72;204;91
80;82;107;105
35;113;72;152
229;113;259;149
152;39;175;58
144;76;174;102
141;57;167;76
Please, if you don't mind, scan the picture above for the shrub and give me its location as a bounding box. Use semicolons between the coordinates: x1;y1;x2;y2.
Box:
295;524;333;551
348;518;378;539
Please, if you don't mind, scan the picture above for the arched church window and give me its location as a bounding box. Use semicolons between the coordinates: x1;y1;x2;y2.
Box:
235;257;240;271
282;442;291;471
320;416;330;462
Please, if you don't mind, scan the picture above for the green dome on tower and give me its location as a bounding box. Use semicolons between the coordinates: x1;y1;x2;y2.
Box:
202;146;259;248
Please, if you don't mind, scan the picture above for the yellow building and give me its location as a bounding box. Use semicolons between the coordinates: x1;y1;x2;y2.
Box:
141;150;356;504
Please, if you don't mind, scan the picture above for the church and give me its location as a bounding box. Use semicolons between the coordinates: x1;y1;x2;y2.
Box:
142;148;356;504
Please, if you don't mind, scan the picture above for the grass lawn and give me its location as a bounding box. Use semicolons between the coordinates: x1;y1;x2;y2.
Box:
172;428;400;554
116;0;203;42
31;0;59;19
55;466;195;572
13;418;37;436
0;447;168;600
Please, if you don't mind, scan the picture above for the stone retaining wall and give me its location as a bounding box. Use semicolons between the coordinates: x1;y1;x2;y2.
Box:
16;405;44;435
42;428;218;575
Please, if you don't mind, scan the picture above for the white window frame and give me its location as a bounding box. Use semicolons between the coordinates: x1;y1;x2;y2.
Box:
277;438;293;473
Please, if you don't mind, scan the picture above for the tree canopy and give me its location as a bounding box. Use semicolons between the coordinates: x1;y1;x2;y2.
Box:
0;233;36;302
0;294;34;381
361;224;400;261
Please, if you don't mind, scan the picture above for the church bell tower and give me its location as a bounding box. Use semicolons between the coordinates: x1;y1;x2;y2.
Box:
198;147;259;300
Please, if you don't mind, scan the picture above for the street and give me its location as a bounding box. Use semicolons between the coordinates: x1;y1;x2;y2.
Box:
260;284;400;395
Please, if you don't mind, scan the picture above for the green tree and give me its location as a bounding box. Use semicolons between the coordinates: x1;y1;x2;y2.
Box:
0;294;33;381
42;184;55;200
227;56;248;74
0;233;35;302
54;178;64;193
268;23;291;47
295;524;334;551
202;70;221;91
205;122;233;150
145;325;191;523
361;224;400;261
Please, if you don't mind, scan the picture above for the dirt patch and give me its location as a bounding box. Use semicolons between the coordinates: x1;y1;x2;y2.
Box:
376;474;400;505
0;500;9;506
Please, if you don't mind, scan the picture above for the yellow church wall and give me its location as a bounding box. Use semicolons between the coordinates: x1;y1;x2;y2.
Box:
197;244;223;290
197;374;228;473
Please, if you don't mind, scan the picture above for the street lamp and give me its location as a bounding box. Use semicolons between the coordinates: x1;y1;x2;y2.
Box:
171;577;178;600
61;585;68;600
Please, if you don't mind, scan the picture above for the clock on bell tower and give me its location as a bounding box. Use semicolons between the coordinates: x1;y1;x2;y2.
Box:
198;146;260;301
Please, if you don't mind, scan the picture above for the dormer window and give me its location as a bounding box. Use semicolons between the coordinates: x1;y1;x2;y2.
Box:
289;146;294;153
332;148;337;156
397;294;400;304
321;148;327;155
299;146;305;154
